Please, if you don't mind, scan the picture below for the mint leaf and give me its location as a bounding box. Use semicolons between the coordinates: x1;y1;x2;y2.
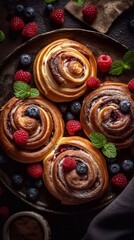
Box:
102;143;117;158
123;50;134;68
0;30;6;42
30;88;39;97
74;0;85;6
43;0;55;3
109;60;125;75
89;132;107;149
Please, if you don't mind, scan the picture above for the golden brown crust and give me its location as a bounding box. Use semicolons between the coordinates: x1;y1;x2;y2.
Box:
80;81;134;149
0;95;64;163
33;38;97;102
43;136;109;205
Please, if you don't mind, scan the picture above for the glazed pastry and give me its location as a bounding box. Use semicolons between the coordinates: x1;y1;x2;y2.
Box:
80;81;134;149
43;136;108;205
0;95;64;163
33;38;97;102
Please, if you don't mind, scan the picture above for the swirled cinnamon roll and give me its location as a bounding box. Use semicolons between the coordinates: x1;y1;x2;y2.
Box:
0;96;64;163
33;38;97;102
80;81;134;149
43;136;108;205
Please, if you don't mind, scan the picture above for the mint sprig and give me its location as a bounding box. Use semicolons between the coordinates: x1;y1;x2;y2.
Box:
109;50;134;75
74;0;85;6
43;0;56;3
0;30;6;42
13;81;39;99
89;132;117;158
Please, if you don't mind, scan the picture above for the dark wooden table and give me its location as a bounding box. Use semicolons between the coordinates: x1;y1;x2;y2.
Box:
0;1;134;240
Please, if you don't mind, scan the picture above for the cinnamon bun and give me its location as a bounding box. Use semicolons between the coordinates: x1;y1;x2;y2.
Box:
0;95;64;163
33;38;97;102
80;81;134;149
43;136;108;205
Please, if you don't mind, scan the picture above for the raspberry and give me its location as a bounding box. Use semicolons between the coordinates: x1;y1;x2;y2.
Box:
0;206;10;220
97;54;112;73
62;157;77;172
22;22;38;39
13;130;28;147
66;120;82;135
50;9;64;25
27;163;43;179
82;4;98;24
111;173;128;189
128;78;134;92
10;16;25;31
14;70;31;83
86;77;100;88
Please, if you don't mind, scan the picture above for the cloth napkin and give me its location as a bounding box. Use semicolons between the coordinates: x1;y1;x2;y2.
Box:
65;0;134;33
82;177;134;240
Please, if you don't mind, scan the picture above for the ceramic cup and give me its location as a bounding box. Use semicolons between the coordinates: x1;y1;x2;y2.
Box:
2;211;51;240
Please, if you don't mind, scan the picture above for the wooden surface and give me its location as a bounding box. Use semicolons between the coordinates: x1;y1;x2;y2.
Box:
0;1;134;240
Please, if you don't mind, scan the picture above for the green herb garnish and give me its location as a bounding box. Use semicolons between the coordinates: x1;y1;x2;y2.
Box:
89;132;117;158
73;0;85;6
0;30;6;42
43;0;56;3
13;81;39;99
109;50;134;75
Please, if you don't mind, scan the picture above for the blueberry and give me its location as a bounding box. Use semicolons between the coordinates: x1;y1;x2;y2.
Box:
15;4;24;15
128;19;134;32
108;163;120;174
12;174;24;190
26;187;39;201
44;4;54;16
76;162;88;175
119;100;131;113
24;7;36;20
58;103;68;114
19;54;32;67
25;106;40;119
65;112;75;121
122;159;134;172
70;101;81;115
34;179;44;189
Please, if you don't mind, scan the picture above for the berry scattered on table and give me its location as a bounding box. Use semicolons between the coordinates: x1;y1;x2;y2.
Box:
128;19;134;32
58;103;68;114
26;163;43;179
19;54;32;67
44;3;55;16
26;187;39;201
13;129;29;147
76;162;88;175
119;100;131;113
108;163;121;175
65;112;75;121
10;16;25;31
11;174;24;190
15;4;24;16
0;206;10;220
86;76;100;89
50;9;64;26
111;173;128;189
22;22;38;39
97;54;112;73
62;157;77;172
70;101;82;115
25;106;40;119
34;179;44;189
14;70;31;83
66;120;82;135
24;7;36;21
121;159;134;173
82;4;98;24
128;78;134;92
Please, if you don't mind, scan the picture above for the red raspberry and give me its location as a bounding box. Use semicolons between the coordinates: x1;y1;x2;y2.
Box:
97;54;112;73
14;70;31;83
86;77;100;89
82;4;98;24
0;206;10;220
22;22;38;39
111;173;128;189
128;78;134;92
10;16;25;31
27;163;43;179
50;9;64;25
13;130;29;147
66;120;82;136
62;157;77;172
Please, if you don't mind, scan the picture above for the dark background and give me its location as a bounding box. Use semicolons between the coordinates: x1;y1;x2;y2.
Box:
0;1;134;240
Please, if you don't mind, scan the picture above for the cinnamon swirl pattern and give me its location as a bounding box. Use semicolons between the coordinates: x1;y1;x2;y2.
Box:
33;38;97;102
80;82;134;149
43;136;108;205
0;96;64;163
